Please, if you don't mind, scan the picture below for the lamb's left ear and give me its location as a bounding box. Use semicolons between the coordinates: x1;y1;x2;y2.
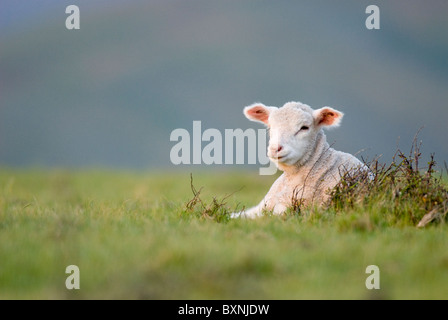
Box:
313;107;344;128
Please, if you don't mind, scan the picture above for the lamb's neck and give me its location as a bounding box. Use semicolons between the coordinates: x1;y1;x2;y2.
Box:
283;131;332;177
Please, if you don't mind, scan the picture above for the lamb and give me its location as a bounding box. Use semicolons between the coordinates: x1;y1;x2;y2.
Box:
231;101;366;218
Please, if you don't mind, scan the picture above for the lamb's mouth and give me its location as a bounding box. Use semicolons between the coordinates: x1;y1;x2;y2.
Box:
271;154;290;162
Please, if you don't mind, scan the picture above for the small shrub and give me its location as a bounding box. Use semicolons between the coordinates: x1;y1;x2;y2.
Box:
182;174;234;223
329;137;448;227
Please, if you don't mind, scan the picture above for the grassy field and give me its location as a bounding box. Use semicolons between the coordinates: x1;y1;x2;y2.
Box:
0;168;447;300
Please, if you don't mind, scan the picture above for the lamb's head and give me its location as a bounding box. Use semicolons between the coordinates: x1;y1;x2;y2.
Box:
244;101;344;169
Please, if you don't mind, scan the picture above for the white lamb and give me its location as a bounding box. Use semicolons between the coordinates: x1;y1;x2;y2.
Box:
231;101;365;218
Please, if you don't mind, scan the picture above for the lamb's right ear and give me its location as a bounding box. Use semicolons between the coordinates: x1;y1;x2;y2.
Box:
243;103;277;125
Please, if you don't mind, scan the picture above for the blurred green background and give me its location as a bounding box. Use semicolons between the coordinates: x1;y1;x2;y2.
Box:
1;0;447;169
1;1;448;300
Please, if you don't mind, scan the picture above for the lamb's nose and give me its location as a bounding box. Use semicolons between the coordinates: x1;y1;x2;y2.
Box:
276;145;283;153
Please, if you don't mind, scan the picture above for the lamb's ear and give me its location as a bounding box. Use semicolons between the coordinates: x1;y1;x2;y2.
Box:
243;103;277;125
313;107;344;128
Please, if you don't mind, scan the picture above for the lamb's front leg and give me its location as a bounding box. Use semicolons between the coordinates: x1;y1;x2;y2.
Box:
231;174;288;219
230;200;288;219
230;201;265;219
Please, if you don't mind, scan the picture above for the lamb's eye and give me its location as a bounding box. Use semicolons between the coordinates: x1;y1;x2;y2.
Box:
295;126;309;136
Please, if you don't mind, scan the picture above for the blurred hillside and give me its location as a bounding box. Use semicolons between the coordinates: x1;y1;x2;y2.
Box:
1;0;447;169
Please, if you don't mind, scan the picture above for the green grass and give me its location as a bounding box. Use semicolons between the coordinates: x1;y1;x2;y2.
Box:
0;167;448;300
